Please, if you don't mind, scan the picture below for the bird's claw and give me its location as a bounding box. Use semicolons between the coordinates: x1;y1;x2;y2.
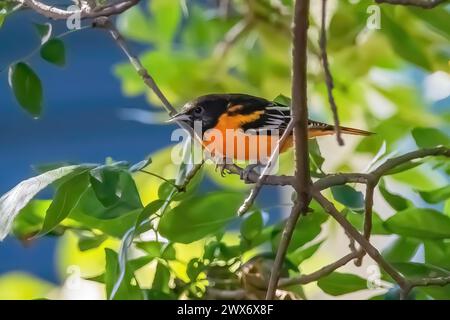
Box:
240;164;260;182
215;162;231;177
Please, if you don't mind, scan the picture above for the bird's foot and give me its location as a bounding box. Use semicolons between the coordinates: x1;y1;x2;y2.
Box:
240;163;260;182
215;160;232;177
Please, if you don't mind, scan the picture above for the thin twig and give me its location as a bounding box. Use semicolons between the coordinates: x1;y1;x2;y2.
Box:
374;0;447;8
319;0;343;146
355;181;375;266
238;120;295;216
20;0;139;20
279;251;361;287
313;191;409;290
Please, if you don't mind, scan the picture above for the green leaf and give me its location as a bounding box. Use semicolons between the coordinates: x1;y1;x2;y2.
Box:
40;39;66;67
382;237;420;263
408;7;450;40
0;165;89;240
158;192;242;243
393;262;450;299
273;94;291;106
152;262;171;293
419;185;450;204
39;171;90;236
12;200;49;239
273;202;329;252
104;248;141;300
149;0;181;44
116;7;153;43
379;179;410;211
240;211;263;241
382;11;431;70
78;233;108;251
384;208;450;239
9;62;43;117
331;185;365;211
412;128;449;148
424;240;450;270
134;200;164;234
88;166;143;217
383;160;424;175
186;258;205;282
34;23;52;44
346;210;390;235
288;240;324;266
0;12;5;28
129;158;152;172
161;243;177;260
317;272;368;296
136;241;163;258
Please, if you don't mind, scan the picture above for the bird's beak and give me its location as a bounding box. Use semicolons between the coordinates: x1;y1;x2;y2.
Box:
166;113;192;123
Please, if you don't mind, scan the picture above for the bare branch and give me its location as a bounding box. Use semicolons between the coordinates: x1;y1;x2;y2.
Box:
374;0;447;8
279;251;361;287
354;181;375;266
266;0;312;300
20;0;139;20
319;0;343;146
313;191;409;290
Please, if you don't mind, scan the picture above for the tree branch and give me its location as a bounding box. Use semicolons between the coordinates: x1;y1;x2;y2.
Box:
20;0;139;20
319;0;343;146
313;191;409;290
266;0;312;300
279;251;361;287
374;0;447;8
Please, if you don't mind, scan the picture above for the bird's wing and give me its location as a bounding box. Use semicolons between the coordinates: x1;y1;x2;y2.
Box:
241;101;291;135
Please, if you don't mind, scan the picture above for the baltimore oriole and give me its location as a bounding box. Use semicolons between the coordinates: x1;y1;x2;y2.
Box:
169;94;372;168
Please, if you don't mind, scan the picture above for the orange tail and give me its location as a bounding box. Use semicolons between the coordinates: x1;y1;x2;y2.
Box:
338;126;374;136
308;125;374;138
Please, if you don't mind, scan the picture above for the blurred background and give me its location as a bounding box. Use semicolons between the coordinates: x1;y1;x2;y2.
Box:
0;0;449;299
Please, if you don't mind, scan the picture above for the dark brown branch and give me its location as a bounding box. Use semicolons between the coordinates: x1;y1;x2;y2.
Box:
21;0;139;20
266;201;303;299
279;251;361;287
374;0;447;8
319;0;343;146
314;191;409;290
354;181;375;266
266;0;312;300
371;146;450;178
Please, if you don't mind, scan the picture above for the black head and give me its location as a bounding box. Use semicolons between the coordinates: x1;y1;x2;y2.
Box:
168;93;270;133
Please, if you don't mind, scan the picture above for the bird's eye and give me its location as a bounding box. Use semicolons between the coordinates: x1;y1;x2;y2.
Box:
193;106;204;116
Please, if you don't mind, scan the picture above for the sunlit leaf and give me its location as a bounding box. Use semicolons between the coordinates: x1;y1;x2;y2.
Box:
240;210;263;241
382;237;420;263
317;272;368;296
384;208;450;239
0;165;89;240
39;171;90;236
412;128;449;148
159;192;242;243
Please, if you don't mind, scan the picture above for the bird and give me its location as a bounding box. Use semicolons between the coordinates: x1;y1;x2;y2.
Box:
168;93;373;176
